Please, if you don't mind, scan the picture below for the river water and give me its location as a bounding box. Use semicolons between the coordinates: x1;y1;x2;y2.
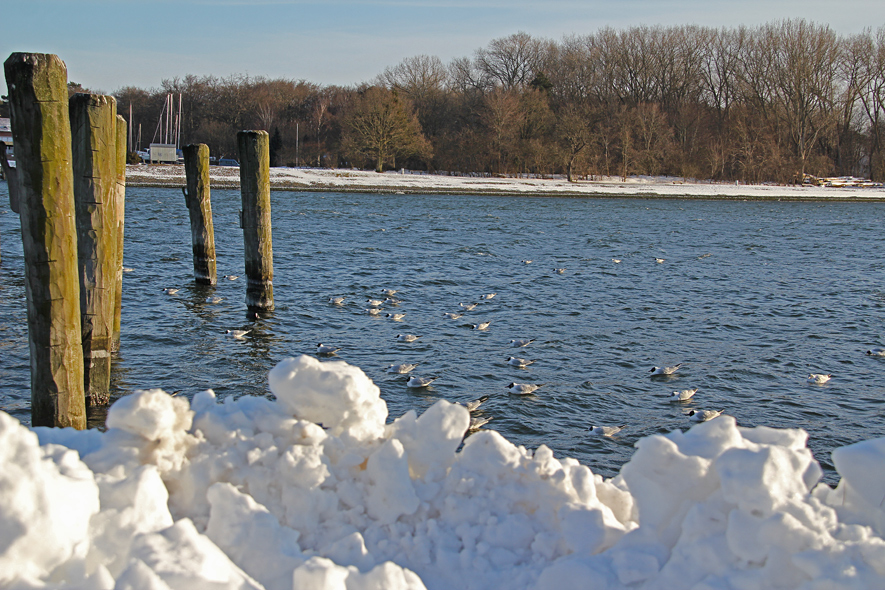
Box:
2;184;885;483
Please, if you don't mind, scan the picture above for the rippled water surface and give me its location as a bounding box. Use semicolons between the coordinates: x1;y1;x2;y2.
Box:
3;184;885;482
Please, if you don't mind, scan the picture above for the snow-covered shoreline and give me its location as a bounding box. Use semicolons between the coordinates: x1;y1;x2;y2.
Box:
4;355;885;589
125;164;885;201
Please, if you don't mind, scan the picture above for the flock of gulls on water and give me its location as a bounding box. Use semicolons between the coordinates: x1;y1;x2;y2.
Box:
159;256;847;440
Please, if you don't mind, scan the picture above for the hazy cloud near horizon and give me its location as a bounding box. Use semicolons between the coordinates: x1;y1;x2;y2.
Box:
2;0;883;94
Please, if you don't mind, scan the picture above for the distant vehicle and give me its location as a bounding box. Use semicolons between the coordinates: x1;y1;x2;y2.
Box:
218;158;239;167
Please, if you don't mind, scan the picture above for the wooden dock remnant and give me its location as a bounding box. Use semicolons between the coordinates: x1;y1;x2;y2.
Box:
182;143;217;285
70;92;118;405
112;114;126;352
237;130;274;310
4;52;86;428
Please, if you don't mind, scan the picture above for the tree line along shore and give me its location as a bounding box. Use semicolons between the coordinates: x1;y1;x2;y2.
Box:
10;19;882;185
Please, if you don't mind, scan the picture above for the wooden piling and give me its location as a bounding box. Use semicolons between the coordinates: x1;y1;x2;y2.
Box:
4;52;86;428
182;143;217;285
0;142;20;213
112;114;126;352
237;130;274;310
70;93;118;406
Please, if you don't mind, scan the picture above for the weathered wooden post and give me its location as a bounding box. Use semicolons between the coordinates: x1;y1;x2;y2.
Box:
237;130;274;310
0;143;20;213
112;114;126;352
4;52;86;428
70;93;118;406
182;143;217;285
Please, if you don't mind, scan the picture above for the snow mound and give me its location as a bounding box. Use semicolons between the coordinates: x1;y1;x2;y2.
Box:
0;354;881;589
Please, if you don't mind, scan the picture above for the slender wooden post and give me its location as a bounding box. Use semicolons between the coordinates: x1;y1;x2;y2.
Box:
182;143;217;285
112;114;126;352
70;93;118;406
4;52;86;428
237;130;274;310
0;143;20;213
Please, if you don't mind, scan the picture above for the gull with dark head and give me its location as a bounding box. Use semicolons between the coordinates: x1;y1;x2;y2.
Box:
507;356;534;368
688;409;723;422
407;375;438;388
506;382;544;395
668;388;698;402
650;363;682;376
509;338;535;348
807;373;832;384
396;334;420;343
316;343;340;355
589;425;625;437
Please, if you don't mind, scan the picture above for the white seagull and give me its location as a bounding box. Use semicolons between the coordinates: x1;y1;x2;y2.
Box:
384;297;402;305
867;348;885;356
668;388;698;402
510;338;535;348
224;275;238;280
461;395;490;412
162;287;179;295
385;313;406;321
480;293;497;300
506;382;544;395
688;409;723;423
407;375;438;388
380;288;397;296
522;259;533;264
469;415;493;430
807;373;832;384
328;296;346;305
316;343;340;355
366;299;384;307
472;321;491;330
507;356;535;367
443;312;463;320
206;296;223;304
654;257;666;264
460;302;477;311
395;334;420;343
225;329;251;339
589;425;625;437
611;259;621;264
553;268;566;274
650;363;682;376
123;267;134;273
387;362;419;374
365;308;381;316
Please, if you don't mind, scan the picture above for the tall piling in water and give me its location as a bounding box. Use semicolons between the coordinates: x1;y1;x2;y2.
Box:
112;114;126;352
4;52;86;428
182;143;217;285
70;93;118;406
237;130;274;310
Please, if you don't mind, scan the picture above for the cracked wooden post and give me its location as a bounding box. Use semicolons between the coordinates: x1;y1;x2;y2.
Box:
4;52;86;428
237;130;274;310
112;114;126;352
182;143;217;285
70;93;118;406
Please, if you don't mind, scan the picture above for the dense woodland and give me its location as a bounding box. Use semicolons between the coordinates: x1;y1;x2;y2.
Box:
70;21;885;182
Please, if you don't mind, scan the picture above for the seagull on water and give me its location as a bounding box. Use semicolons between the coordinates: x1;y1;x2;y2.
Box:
867;348;885;356
224;275;238;280
506;382;544;395
654;257;666;264
460;302;477;311
387;362;419;374
396;334;420;343
480;293;496;300
380;288;397;296
589;425;625;437
472;321;491;330
461;395;490;412
553;268;566;274
522;260;533;264
443;312;463;320
328;296;346;305
386;313;406;321
807;373;832;384
163;288;179;295
407;375;438;388
668;388;698;402
611;259;621;264
510;338;535;348
366;308;381;316
650;363;682;376
225;329;251;339
688;409;723;422
507;356;535;367
384;297;402;305
206;296;223;304
469;415;493;430
123;267;134;273
316;343;340;355
366;299;384;307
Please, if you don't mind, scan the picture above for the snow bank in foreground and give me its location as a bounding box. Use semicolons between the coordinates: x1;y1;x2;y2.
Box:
3;355;885;589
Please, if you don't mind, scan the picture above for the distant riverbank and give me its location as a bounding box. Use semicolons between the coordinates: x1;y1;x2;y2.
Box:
125;164;885;201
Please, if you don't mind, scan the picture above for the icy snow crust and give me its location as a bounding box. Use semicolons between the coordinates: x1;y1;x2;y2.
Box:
4;355;885;589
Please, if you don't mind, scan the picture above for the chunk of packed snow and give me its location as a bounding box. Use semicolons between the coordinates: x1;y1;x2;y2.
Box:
1;354;882;589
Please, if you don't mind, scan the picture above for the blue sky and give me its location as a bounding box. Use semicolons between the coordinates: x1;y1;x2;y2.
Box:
2;0;884;96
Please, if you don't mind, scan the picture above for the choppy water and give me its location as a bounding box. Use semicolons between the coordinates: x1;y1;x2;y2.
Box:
2;184;885;483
